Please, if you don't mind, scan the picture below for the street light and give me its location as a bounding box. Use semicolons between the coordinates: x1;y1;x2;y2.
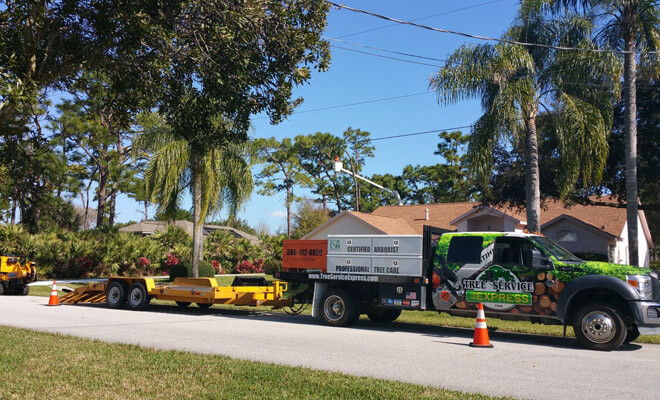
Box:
333;156;403;206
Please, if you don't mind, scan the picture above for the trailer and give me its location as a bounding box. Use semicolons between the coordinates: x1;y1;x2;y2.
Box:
60;276;292;310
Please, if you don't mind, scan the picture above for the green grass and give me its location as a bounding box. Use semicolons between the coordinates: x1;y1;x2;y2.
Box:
0;325;505;400
28;276;660;344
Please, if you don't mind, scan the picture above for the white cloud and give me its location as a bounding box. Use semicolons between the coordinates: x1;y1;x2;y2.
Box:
269;210;287;218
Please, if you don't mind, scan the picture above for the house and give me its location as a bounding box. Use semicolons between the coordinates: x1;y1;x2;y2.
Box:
304;197;654;267
119;220;260;244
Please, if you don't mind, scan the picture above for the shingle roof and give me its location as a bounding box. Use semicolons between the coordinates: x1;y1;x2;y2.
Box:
371;196;643;240
344;211;418;234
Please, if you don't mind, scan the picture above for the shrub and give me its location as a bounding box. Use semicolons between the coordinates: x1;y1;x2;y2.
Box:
234;258;264;274
264;259;282;275
169;260;216;280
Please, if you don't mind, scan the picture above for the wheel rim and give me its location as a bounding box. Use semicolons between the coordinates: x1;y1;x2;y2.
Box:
324;295;345;321
130;288;143;306
582;311;616;343
108;286;121;304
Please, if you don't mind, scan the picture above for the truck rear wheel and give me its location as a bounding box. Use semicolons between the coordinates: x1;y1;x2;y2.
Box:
573;302;626;351
127;282;150;311
321;289;357;327
106;281;128;309
367;308;401;323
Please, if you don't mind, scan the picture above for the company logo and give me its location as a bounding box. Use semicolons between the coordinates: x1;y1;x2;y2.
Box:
462;265;534;311
330;240;340;251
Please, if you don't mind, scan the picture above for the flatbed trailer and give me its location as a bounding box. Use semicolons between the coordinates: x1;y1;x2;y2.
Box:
60;276;292;310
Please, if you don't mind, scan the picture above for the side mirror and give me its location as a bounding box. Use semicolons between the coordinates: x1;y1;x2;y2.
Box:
526;248;552;270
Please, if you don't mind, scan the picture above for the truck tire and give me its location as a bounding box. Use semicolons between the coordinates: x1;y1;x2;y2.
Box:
127;282;150;311
624;325;641;344
321;289;357;327
106;281;128;309
20;285;29;296
176;301;191;308
367;309;401;323
573;302;626;351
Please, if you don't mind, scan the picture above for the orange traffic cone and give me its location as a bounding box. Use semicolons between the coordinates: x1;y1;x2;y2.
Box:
47;281;59;306
469;303;493;348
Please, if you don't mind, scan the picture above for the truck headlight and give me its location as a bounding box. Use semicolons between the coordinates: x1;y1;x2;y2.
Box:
626;275;653;300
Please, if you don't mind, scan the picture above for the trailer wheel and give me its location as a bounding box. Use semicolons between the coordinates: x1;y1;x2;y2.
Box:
196;303;212;309
367;308;401;323
20;285;30;296
106;281;128;309
176;301;191;308
573;302;626;351
321;289;357;327
127;282;150;311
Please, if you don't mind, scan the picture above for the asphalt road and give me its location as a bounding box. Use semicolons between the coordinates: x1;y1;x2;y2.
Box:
3;296;659;400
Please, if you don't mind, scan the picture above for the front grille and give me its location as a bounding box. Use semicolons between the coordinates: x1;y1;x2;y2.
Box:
648;307;660;320
652;272;660;302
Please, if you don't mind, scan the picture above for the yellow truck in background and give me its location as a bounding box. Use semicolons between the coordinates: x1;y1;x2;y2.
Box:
0;256;37;295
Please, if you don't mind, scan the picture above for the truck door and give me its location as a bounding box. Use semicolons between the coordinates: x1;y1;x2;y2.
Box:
464;237;545;314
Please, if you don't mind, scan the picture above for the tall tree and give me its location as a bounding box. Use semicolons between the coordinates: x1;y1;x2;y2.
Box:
430;0;620;232
255;137;311;237
342;128;374;212
549;1;660;265
295;132;348;212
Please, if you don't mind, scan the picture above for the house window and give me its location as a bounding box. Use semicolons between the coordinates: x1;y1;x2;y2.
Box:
556;228;577;243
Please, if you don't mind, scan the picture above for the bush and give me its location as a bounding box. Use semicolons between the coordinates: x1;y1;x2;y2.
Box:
169;260;216;280
234;259;264;274
264;259;282;275
573;252;609;262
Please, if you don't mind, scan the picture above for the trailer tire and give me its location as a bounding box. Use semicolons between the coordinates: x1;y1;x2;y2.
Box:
127;282;150;311
321;289;357;327
573;302;626;351
106;281;128;309
367;308;401;323
176;301;191;308
196;303;212;309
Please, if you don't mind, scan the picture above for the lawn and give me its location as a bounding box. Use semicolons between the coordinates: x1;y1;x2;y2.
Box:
28;275;660;344
0;325;505;400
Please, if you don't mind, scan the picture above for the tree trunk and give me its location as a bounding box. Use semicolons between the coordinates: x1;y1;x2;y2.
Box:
624;37;639;266
191;157;204;278
108;184;117;226
286;182;292;237
144;200;149;220
96;169;108;228
523;114;541;233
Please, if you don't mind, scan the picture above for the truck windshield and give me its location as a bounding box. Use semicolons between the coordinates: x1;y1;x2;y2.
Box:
530;237;581;262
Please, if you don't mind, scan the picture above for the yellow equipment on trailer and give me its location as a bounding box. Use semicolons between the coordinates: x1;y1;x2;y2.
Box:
60;276;292;311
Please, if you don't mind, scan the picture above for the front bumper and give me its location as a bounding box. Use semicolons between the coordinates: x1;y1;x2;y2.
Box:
630;301;660;335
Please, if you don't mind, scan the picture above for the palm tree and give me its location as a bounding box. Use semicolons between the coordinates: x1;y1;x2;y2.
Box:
137;115;253;277
549;0;660;266
430;0;620;232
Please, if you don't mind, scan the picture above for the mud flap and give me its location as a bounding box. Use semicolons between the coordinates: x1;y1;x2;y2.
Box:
311;282;329;318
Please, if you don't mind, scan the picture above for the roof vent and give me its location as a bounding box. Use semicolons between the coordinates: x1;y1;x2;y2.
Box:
425;209;429;221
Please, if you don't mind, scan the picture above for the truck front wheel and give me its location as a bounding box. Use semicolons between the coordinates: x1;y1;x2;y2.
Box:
321;289;357;327
106;281;128;309
573;302;626;351
367;308;401;323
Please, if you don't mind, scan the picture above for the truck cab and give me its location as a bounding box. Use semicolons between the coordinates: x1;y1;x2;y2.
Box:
432;232;660;350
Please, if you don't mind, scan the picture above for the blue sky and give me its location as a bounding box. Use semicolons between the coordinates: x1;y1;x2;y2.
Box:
112;0;520;232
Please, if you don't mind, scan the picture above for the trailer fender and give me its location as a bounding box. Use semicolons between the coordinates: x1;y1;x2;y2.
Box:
556;275;639;323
